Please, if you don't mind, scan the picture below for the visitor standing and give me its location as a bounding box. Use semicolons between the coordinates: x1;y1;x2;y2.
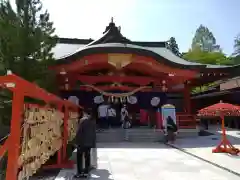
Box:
107;105;116;128
165;116;178;143
74;111;96;178
97;103;108;129
121;105;129;129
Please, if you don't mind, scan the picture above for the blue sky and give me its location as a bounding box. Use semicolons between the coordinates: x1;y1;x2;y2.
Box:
33;0;240;55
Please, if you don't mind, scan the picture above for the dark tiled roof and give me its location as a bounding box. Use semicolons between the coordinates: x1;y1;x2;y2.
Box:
57;38;94;44
51;19;240;73
55;43;205;69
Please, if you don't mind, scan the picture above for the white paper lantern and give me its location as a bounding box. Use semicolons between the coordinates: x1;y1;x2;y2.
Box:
94;96;104;104
127;96;137;104
151;97;160;106
68;96;79;105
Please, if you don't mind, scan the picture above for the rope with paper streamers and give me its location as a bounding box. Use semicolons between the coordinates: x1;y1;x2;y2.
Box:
80;84;150;97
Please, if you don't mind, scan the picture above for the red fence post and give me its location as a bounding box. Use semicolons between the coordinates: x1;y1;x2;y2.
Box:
63;105;69;161
6;88;24;180
57;104;63;165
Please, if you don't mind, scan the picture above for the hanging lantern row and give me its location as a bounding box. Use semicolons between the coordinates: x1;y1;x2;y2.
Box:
68;96;79;105
94;96;104;104
151;97;160;107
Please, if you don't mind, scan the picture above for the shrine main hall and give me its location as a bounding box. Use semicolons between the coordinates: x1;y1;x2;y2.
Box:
49;19;239;129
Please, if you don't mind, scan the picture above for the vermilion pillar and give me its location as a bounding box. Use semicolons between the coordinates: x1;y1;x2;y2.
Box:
184;82;191;114
6;88;24;180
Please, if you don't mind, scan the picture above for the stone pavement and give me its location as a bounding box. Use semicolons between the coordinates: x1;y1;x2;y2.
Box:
208;125;240;139
54;143;239;180
171;127;240;176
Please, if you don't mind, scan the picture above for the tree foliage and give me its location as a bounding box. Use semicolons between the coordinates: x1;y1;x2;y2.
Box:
0;0;57;126
192;25;221;52
183;46;232;65
233;35;240;56
166;37;181;56
185;25;236;94
231;35;240;65
0;0;57;92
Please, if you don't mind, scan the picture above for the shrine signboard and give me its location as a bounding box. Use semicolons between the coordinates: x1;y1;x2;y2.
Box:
161;104;176;131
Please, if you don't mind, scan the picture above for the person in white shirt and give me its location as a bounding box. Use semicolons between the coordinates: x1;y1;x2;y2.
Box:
107;106;116;128
97;103;109;129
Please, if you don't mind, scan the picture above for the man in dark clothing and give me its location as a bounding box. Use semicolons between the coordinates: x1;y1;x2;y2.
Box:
165;116;178;143
74;111;96;178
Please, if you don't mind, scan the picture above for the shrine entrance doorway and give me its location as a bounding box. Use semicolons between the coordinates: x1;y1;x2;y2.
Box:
96;102;122;128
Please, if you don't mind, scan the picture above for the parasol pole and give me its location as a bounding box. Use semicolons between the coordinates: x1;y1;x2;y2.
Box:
220;113;227;150
212;101;239;155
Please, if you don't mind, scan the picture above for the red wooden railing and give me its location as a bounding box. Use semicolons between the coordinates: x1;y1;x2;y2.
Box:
176;113;196;129
0;74;82;180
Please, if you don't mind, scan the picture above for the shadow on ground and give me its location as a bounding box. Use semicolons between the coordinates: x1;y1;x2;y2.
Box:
89;169;113;180
29;169;61;180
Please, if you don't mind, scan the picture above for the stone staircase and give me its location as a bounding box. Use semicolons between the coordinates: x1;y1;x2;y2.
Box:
96;128;165;143
126;128;164;142
96;128;125;142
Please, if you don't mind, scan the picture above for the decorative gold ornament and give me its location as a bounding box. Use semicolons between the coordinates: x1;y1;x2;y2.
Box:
108;53;133;70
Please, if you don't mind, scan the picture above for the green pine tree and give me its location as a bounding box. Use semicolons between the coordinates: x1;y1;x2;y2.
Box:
191;25;221;52
15;0;58;92
166;37;181;57
0;0;57;91
234;35;240;55
0;0;58;127
232;35;240;64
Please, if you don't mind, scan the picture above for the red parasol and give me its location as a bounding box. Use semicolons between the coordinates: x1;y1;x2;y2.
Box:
198;101;240;155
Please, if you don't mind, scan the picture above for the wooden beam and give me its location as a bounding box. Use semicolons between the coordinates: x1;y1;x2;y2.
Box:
50;54;115;73
125;55;199;78
77;85;182;92
58;73;187;91
50;54;199;79
76;75;170;86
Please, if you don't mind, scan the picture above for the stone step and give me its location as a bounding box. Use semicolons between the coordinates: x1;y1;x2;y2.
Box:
127;130;164;142
96;129;124;142
96;128;198;142
96;128;165;142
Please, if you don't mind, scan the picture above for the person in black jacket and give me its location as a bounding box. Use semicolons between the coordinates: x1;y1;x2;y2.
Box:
166;116;178;143
74;111;96;178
